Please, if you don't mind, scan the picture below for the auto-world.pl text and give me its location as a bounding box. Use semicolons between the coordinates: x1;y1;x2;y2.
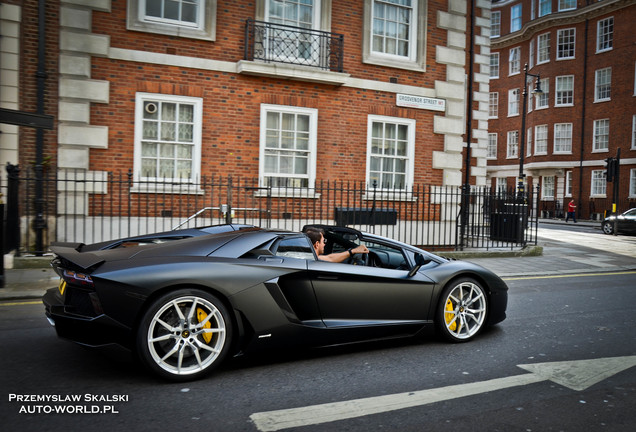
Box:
9;394;127;414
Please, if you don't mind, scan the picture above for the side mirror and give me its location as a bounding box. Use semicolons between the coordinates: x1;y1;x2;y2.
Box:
408;253;432;277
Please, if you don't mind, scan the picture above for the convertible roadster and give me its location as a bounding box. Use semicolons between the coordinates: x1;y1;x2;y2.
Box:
43;224;508;381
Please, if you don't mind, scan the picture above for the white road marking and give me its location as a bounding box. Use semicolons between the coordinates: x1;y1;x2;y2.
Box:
250;356;636;431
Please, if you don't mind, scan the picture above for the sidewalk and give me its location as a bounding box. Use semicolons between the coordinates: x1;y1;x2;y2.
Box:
0;218;633;301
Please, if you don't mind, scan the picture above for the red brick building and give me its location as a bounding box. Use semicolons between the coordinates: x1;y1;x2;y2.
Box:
1;0;494;245
488;0;636;219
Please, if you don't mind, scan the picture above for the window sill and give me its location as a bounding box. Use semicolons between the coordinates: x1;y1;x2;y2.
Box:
237;61;349;85
130;184;205;195
362;55;425;73
362;192;417;202
254;189;321;199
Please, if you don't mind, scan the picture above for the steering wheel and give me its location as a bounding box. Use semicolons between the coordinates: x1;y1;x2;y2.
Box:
349;251;381;267
349;252;367;266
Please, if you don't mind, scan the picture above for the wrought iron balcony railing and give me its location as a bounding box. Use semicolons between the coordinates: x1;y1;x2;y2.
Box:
244;19;344;73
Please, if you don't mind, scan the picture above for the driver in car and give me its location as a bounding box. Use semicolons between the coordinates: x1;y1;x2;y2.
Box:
305;228;369;263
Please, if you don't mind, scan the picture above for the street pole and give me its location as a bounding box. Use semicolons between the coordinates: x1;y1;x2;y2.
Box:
518;64;542;201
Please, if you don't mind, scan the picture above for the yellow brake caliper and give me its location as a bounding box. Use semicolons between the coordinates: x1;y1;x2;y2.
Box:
197;308;212;344
445;299;457;331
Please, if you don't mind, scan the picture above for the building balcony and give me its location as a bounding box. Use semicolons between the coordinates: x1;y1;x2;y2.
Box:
240;19;348;85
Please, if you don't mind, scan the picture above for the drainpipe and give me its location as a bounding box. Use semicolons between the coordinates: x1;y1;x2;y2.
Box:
577;19;588;219
460;0;475;250
34;0;47;255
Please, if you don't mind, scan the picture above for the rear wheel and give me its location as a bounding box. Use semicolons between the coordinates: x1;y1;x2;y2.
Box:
437;278;488;342
602;221;614;235
136;289;231;381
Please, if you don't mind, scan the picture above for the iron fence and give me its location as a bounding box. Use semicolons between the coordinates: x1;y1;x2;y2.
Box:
3;166;539;255
244;19;344;72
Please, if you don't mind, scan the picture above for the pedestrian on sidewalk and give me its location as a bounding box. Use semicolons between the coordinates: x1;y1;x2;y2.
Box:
565;199;577;223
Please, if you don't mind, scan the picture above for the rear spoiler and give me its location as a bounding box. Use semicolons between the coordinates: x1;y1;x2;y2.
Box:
50;244;105;270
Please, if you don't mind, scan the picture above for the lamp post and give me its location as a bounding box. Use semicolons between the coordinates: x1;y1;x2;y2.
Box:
518;63;543;198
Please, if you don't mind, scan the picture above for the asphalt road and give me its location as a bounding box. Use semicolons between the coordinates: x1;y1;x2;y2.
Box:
1;270;635;432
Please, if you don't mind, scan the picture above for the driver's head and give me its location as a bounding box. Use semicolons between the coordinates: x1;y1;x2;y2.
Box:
305;228;326;255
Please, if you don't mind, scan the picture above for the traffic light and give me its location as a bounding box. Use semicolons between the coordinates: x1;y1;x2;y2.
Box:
605;157;617;182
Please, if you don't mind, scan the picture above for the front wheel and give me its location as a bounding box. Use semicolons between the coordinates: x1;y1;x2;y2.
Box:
436;278;488;342
136;289;232;381
602;221;614;235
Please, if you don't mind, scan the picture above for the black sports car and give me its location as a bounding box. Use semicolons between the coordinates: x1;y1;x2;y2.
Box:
43;224;508;381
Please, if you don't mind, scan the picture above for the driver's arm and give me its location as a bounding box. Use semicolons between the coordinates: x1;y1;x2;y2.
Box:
318;244;369;263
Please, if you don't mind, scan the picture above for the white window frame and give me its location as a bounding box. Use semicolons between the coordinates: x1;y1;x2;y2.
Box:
596;17;613;53
536;78;549;109
366;115;416;192
133;92;203;187
557;28;576;60
489;92;499;119
592;119;610;153
491;11;501;38
633;115;636;150
507;131;519;159
488;133;498;159
565;171;572;197
558;0;576;12
594;68;611;102
127;0;218;41
542;176;554;199
554;123;573;154
262;0;323;66
496;177;507;193
490;53;500;79
556;75;574;107
591;170;607;197
509;47;521;75
529;39;535;69
508;88;520;117
259;104;318;190
534;124;548;155
526;127;532;157
630;169;636;198
537;32;550;64
511;4;522;33
531;0;535;21
363;0;427;72
538;0;551;17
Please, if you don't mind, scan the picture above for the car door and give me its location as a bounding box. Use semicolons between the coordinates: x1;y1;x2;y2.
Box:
307;257;436;328
618;209;636;234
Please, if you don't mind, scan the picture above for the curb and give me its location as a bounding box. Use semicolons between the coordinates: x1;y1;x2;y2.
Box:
440;245;543;260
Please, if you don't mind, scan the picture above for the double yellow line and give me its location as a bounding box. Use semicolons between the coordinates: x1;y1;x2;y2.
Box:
0;300;42;307
503;270;636;281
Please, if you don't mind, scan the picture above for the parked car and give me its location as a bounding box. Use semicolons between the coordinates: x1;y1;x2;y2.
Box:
601;208;636;235
43;225;508;381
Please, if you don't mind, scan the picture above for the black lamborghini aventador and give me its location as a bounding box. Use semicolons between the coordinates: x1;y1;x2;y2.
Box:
43;224;508;381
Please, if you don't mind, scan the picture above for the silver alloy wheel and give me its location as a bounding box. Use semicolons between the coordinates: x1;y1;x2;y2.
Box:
602;221;614;235
146;295;226;376
442;280;487;340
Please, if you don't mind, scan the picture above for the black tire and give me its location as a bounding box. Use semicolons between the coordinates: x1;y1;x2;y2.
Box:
136;289;232;381
436;278;488;342
602;221;614;235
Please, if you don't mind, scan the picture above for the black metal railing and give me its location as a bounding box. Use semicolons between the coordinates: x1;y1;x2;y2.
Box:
244;19;344;72
3;167;540;255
